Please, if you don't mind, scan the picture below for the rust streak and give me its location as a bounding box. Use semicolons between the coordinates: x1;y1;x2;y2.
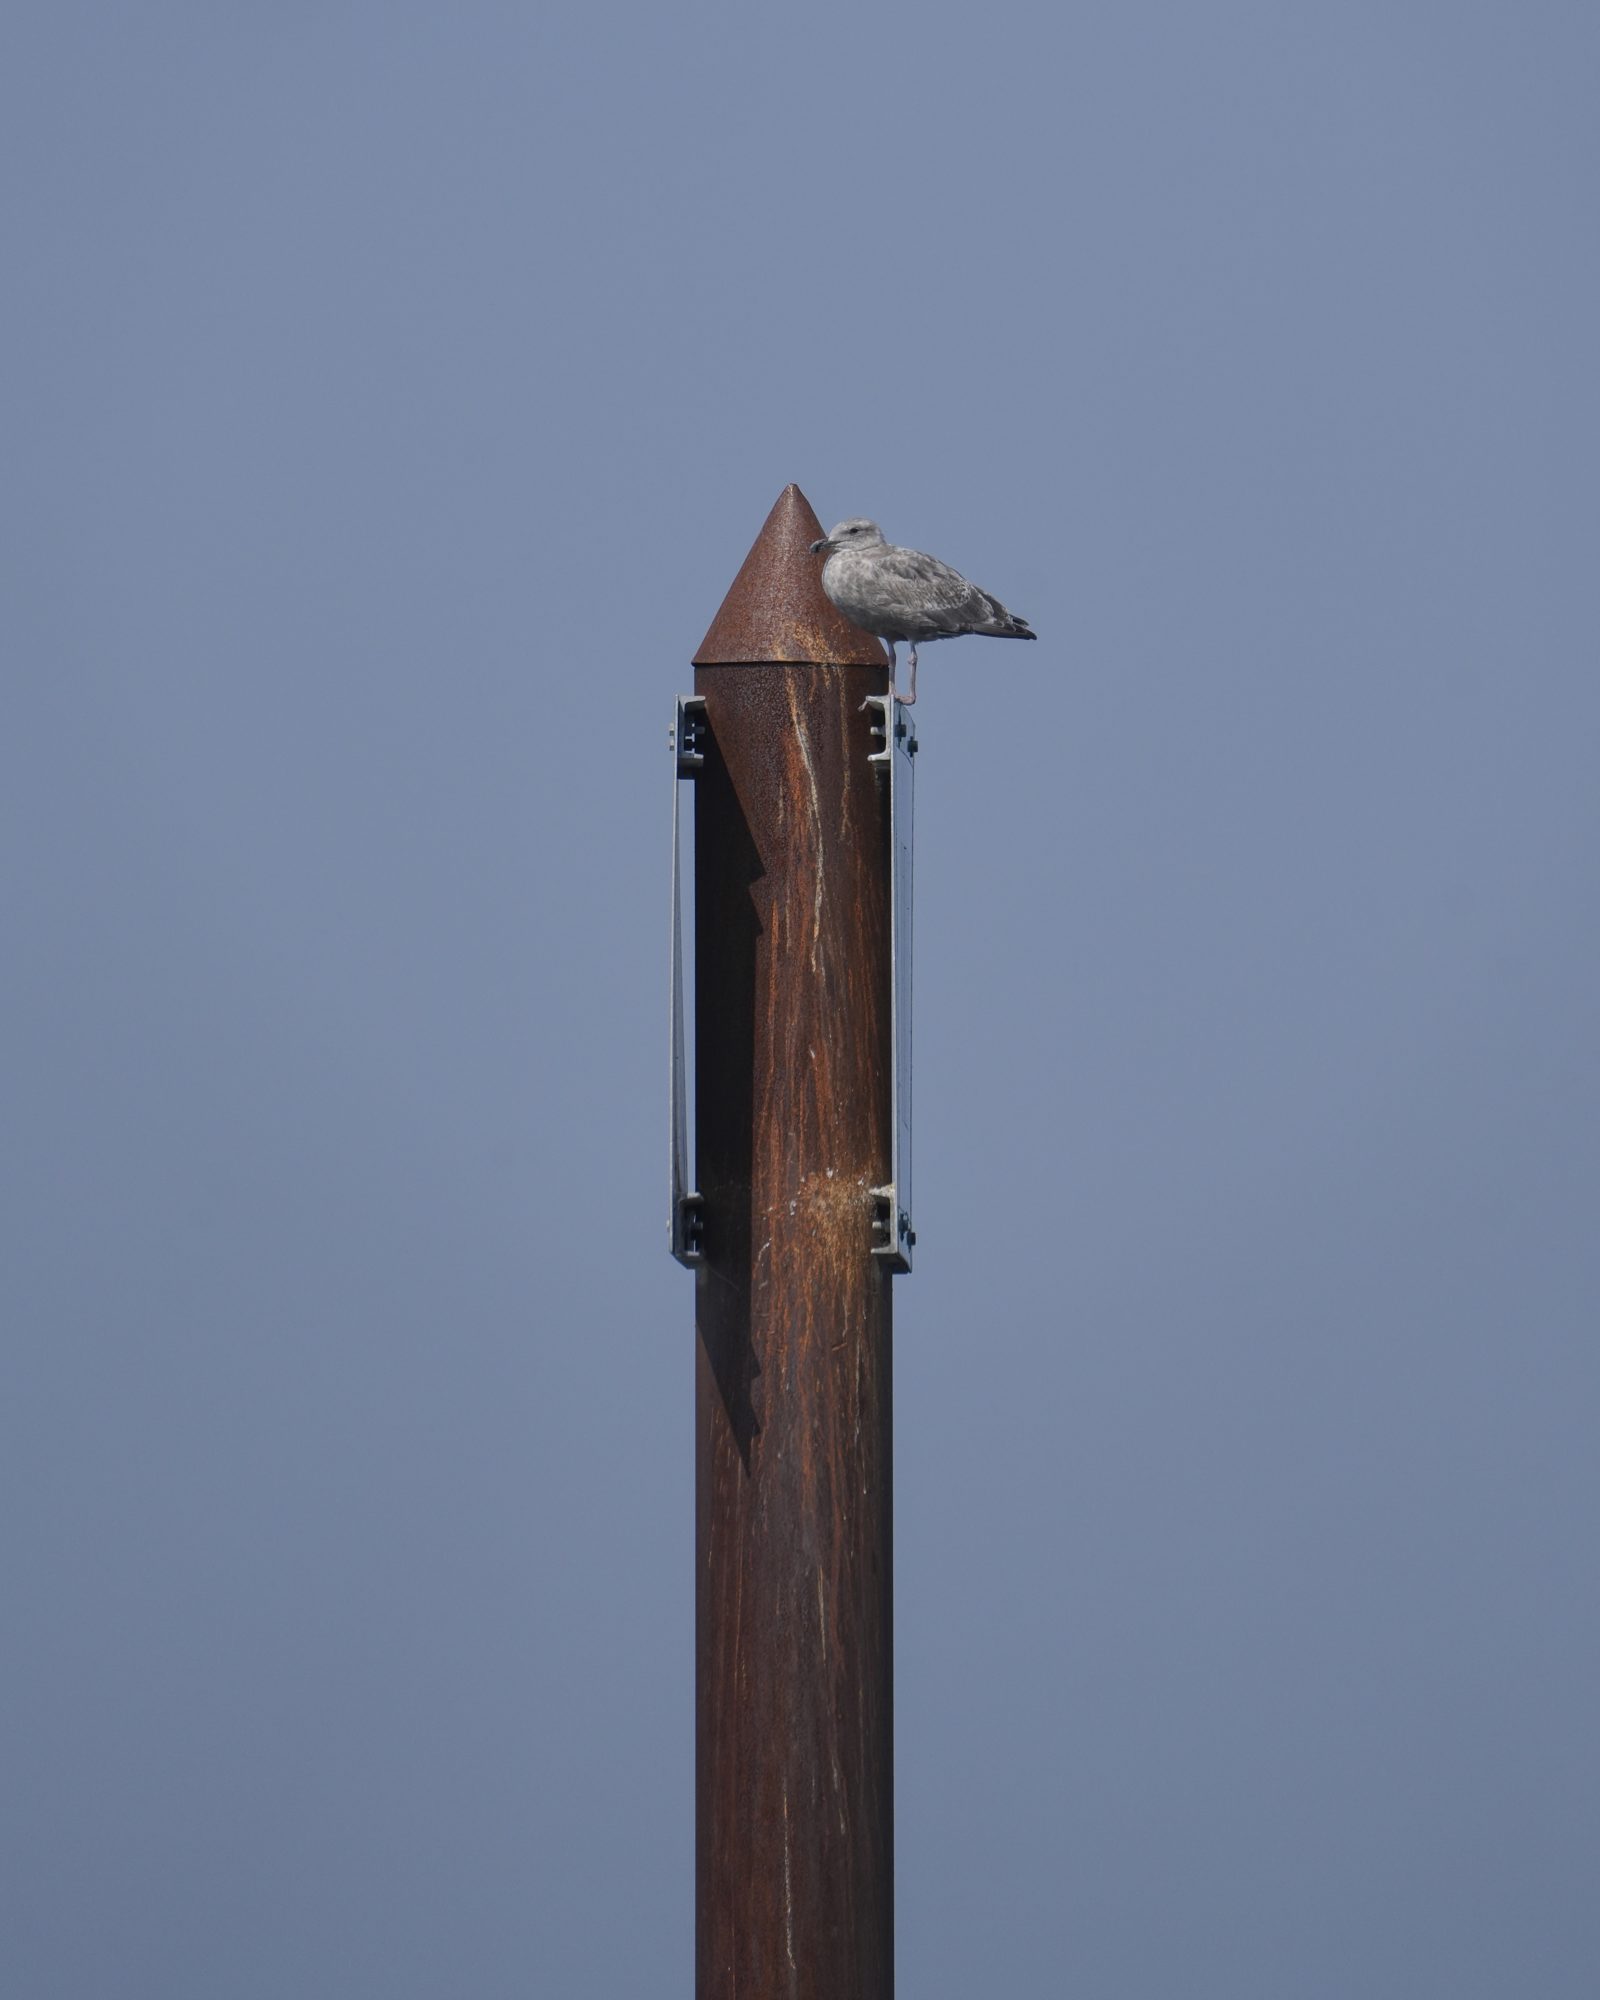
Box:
785;676;826;977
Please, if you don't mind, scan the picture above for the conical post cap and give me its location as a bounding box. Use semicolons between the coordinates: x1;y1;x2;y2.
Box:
693;485;889;667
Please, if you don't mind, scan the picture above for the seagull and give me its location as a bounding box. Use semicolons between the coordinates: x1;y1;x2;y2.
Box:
808;518;1036;704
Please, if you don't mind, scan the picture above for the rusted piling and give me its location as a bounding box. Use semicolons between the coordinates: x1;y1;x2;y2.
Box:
692;486;895;1999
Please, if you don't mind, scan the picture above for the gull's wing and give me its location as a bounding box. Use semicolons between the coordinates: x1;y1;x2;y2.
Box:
871;545;994;634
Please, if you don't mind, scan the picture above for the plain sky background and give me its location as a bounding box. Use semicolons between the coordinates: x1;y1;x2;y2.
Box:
4;4;1598;1995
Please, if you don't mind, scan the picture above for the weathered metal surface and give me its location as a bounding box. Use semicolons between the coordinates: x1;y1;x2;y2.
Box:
693;487;895;1999
694;484;890;667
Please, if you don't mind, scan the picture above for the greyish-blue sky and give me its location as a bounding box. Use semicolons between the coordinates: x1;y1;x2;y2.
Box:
4;4;1598;1995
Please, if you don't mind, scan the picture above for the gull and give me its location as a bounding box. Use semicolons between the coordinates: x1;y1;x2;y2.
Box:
809;518;1036;704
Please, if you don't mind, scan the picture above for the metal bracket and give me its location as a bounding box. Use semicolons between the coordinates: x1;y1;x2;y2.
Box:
864;696;916;1273
669;696;707;1265
672;693;707;777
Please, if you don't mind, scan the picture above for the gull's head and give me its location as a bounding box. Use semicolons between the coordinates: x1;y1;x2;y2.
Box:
809;518;886;557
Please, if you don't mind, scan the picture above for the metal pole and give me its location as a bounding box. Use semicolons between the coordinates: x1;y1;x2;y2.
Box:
691;486;896;1999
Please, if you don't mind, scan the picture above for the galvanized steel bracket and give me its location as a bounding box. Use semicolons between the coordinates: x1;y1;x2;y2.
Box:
669;696;706;1265
865;696;915;1274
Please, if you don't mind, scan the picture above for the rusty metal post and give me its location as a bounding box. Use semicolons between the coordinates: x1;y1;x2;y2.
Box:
691;486;896;1999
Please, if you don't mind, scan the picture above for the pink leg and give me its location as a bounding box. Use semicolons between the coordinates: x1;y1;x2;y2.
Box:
867;640;901;708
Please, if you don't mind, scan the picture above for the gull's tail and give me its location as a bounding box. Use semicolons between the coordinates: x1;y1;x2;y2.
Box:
973;593;1036;641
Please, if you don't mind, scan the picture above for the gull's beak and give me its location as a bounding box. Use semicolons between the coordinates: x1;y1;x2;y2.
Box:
809;537;835;556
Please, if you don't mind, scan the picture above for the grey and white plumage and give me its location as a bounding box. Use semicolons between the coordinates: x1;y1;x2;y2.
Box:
808;518;1036;704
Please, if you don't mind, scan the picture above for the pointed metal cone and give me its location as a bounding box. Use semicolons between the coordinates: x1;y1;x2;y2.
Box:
693;484;889;666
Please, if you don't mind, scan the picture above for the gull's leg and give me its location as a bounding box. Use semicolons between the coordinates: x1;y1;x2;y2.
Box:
866;639;899;709
903;642;919;706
